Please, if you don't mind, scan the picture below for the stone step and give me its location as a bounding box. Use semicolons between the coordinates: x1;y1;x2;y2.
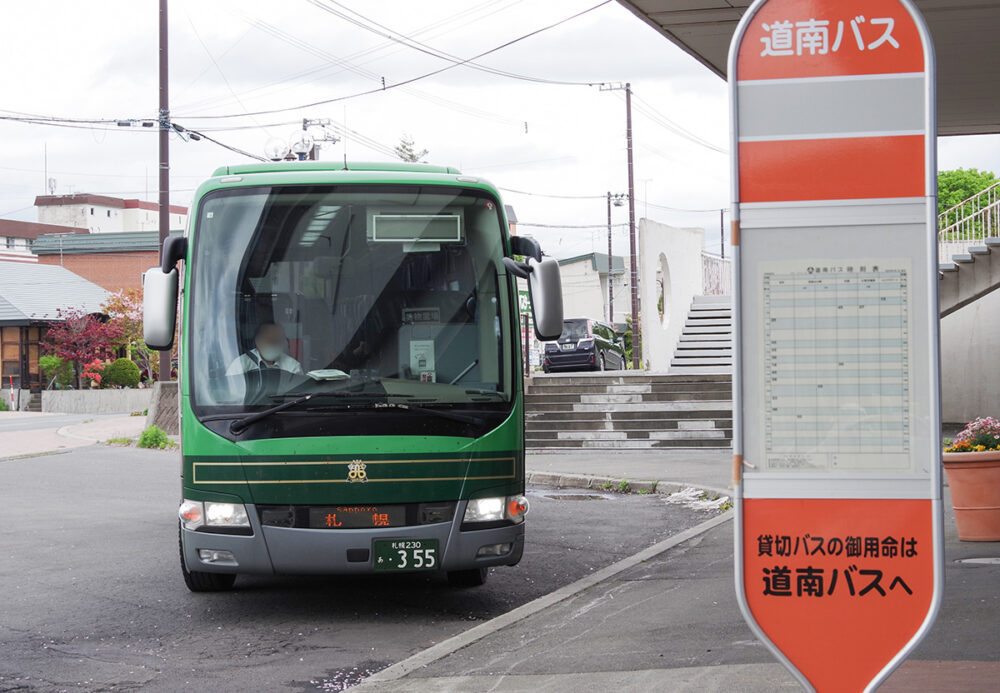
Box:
524;382;731;396
527;373;732;386
530;428;731;442
525;409;733;422
528;400;731;413
676;341;732;350
672;349;732;358
525;438;732;449
525;418;731;432
679;333;730;342
526;391;734;405
670;357;732;366
682;325;733;335
692;295;732;305
685;309;731;319
685;318;732;327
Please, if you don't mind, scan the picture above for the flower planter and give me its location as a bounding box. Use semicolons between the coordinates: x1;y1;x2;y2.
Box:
942;450;1000;541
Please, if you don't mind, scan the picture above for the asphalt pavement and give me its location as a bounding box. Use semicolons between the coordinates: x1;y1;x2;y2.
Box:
1;415;997;692
0;444;711;692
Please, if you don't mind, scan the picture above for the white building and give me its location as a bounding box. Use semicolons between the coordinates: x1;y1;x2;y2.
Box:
557;252;629;326
34;194;187;234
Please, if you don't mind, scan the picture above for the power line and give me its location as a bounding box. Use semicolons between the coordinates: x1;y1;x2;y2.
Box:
309;0;609;87
174;0;525;115
175;1;612;121
626;91;727;154
497;186;605;200
518;222;629;229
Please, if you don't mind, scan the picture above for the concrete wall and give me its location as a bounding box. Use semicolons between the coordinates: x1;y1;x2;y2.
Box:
146;381;179;435
940;288;1000;424
42;389;153;414
0;389;32;411
638;220;705;371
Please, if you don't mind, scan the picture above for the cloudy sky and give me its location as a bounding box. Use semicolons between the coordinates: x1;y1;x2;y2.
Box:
1;0;997;260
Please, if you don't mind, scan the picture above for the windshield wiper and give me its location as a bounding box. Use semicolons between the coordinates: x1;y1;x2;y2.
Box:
226;391;370;434
229;393;313;435
306;401;483;426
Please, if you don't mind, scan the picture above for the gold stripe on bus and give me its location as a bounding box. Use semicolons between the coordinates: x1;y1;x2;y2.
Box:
191;473;515;485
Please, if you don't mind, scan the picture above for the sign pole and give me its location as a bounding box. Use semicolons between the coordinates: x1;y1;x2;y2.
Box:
730;2;943;691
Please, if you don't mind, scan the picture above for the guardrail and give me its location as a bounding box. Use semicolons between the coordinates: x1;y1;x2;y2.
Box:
701;251;732;296
938;181;1000;263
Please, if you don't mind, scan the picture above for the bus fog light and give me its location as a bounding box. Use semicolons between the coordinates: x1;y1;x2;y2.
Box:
476;543;512;557
179;500;204;530
198;549;237;565
464;497;505;522
204;502;250;527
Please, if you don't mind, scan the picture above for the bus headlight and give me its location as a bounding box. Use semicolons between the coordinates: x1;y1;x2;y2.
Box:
205;502;250;527
463;495;529;524
179;500;250;530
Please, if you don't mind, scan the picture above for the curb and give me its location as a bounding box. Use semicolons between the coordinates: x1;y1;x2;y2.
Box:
526;469;731;499
356;509;734;689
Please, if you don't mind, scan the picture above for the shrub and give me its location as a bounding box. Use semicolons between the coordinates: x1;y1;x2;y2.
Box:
40;355;75;389
137;425;175;449
104;358;141;388
0;398;9;412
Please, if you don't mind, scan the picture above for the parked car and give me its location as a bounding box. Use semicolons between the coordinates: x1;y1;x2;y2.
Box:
542;318;626;373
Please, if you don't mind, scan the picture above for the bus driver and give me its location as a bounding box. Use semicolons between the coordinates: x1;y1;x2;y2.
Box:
226;322;304;375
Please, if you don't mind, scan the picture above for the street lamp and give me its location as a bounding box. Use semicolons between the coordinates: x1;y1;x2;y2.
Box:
289;132;315;161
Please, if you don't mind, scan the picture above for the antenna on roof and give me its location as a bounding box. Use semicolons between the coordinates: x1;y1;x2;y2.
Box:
47;178;57;195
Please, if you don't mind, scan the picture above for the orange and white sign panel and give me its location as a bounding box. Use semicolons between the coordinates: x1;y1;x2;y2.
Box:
730;0;942;691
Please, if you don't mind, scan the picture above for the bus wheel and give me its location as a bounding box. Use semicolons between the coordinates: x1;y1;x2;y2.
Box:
179;528;237;592
447;567;489;587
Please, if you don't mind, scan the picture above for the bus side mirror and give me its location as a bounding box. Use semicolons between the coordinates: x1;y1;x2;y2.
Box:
144;267;178;351
527;255;563;341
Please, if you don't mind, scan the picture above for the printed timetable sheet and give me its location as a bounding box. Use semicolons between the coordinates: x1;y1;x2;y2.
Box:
760;259;914;473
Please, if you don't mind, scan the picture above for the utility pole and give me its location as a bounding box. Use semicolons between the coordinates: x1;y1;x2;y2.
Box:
158;0;171;381
625;83;640;369
607;193;613;323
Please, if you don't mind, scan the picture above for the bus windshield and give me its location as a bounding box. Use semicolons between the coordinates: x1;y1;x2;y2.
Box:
187;184;513;432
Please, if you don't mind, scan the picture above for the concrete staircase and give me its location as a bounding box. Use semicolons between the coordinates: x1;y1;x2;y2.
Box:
524;372;732;449
938;237;1000;317
670;295;732;374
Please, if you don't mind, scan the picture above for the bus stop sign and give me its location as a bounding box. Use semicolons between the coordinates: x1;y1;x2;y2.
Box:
729;1;943;691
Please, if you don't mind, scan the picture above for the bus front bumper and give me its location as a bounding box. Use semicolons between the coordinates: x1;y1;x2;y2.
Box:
181;503;525;576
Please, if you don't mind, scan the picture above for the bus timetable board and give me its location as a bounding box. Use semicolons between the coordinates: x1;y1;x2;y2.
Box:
729;1;943;691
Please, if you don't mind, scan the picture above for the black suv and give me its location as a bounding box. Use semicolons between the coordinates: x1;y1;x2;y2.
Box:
542;318;626;373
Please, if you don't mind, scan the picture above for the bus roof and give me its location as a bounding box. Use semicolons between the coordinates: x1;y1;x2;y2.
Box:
211;161;462;177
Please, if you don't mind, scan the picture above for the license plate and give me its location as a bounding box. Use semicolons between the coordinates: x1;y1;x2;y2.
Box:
373;539;439;571
560;343;575;350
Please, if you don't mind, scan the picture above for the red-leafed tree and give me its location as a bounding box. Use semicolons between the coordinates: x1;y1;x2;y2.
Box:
103;288;155;380
40;308;124;388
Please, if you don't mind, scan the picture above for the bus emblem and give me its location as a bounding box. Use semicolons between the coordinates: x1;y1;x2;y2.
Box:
347;460;368;483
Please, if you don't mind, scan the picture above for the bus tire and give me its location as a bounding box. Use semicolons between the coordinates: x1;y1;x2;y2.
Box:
179;527;237;592
447;567;489;587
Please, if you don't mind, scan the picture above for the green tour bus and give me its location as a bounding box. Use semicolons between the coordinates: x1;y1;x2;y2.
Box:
143;161;562;591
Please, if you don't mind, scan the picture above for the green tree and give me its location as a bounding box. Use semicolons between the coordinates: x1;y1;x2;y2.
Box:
39;355;74;390
104;358;141;388
938;168;997;223
394;134;428;163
